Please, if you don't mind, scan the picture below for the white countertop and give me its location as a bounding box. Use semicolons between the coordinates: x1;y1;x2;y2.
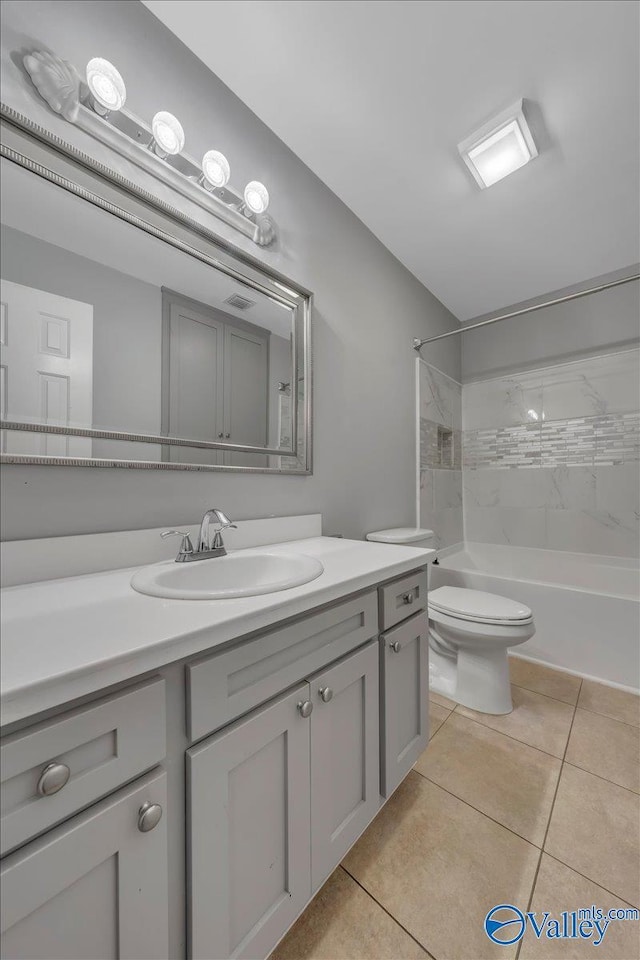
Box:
1;536;434;727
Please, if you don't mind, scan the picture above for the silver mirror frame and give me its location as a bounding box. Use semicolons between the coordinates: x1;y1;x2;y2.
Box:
0;105;313;475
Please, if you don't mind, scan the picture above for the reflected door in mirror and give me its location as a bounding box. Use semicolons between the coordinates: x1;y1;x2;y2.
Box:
0;280;93;457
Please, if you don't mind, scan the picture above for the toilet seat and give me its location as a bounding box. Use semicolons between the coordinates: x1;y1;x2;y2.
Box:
429;586;533;626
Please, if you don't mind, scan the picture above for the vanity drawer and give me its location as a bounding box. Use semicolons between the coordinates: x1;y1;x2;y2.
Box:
379;569;428;631
187;591;378;742
0;677;166;856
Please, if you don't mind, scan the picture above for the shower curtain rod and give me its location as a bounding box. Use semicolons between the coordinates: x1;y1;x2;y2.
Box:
412;272;640;351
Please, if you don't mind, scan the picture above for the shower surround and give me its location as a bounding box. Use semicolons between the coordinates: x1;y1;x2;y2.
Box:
418;349;639;558
462;348;640;558
417;361;463;549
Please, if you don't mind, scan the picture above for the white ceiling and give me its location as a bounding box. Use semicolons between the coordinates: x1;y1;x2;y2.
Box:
143;0;640;321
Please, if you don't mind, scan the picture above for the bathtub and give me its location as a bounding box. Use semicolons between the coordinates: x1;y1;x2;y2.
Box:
430;542;640;692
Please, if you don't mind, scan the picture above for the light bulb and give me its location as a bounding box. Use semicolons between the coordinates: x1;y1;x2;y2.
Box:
243;180;269;214
151;111;185;156
86;58;126;114
201;150;230;189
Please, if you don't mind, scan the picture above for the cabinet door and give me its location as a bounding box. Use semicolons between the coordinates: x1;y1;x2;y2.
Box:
309;641;380;892
380;613;430;798
1;768;168;960
187;684;311;960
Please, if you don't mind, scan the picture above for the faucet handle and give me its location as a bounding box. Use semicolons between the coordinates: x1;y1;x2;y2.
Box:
211;509;237;530
160;530;194;558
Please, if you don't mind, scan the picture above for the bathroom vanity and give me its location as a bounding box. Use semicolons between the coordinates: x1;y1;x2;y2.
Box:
0;519;434;960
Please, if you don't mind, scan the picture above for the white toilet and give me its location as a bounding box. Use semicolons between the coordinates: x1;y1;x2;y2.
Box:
366;527;535;714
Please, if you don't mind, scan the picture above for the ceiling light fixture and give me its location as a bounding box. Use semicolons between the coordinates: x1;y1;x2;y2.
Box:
243;181;269;214
85;58;126;115
151;111;185;157
458;99;538;189
200;150;231;190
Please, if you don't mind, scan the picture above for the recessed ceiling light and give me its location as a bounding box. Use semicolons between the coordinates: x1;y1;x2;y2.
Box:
458;100;538;189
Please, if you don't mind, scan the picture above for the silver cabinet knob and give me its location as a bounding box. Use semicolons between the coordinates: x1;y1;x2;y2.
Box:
390;640;402;653
37;761;70;797
318;687;333;703
297;700;313;718
138;801;163;833
225;432;231;439
402;591;415;605
217;432;224;439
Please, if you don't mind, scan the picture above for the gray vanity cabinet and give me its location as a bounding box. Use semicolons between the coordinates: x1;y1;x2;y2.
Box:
309;641;379;891
0;768;168;960
380;612;430;797
187;683;312;960
187;639;381;960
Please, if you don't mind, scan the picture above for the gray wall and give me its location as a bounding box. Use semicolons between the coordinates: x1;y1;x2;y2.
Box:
461;278;640;381
0;0;460;541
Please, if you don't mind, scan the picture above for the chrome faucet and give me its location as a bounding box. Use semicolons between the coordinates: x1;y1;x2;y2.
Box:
198;508;237;553
161;508;237;563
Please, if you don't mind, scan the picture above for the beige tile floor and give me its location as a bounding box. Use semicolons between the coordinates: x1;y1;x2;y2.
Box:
271;658;640;960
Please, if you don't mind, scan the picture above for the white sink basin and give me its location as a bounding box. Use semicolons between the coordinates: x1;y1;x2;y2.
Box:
130;550;324;600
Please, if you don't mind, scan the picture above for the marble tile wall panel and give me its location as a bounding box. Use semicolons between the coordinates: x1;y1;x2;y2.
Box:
460;350;639;558
420;468;464;550
419;361;462;429
419;364;463;548
462;349;639;433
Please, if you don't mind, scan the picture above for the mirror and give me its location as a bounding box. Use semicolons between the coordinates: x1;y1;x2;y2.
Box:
0;124;311;473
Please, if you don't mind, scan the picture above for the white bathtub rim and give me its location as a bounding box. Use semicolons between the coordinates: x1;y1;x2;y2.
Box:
509;651;640;697
437;542;639;602
461;541;639;570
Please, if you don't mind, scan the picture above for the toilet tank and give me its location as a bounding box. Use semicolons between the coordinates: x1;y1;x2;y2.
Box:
366;527;435;551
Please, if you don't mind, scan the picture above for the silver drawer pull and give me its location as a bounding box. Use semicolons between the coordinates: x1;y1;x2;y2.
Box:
390;640;402;653
318;687;333;703
138;801;163;833
37;762;70;797
402;591;415;605
297;700;313;718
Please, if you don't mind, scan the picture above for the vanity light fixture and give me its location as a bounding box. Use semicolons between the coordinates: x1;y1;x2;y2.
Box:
200;149;231;190
458;99;538;189
85;58;126;115
22;47;278;246
151;111;185;157
243;180;269;214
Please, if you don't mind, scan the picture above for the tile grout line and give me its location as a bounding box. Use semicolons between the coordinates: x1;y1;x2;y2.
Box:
562;759;640;796
515;678;582;960
447;701;570;762
541;853;640;911
510;679;580;708
507;674;640;730
413;765;551;850
570;703;640;731
338;865;439;960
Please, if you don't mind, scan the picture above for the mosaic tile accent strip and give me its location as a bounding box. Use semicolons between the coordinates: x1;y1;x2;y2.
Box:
463;412;640;469
420;417;462;470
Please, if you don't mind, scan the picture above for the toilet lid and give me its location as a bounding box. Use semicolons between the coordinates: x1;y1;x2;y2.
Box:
366;527;434;544
429;586;532;624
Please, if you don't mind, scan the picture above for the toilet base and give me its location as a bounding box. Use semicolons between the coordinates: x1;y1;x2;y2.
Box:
429;644;514;715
